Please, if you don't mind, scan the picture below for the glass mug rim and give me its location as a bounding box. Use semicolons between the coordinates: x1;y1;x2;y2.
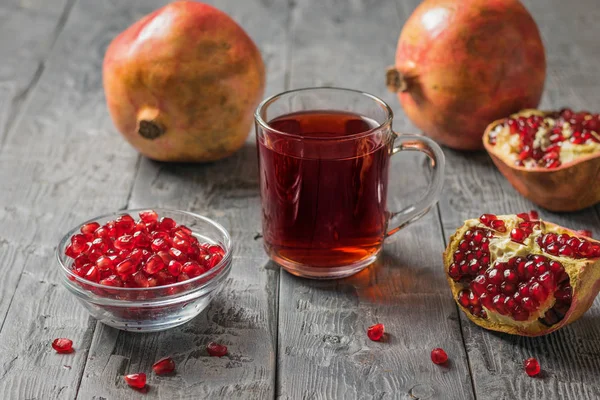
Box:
254;87;394;141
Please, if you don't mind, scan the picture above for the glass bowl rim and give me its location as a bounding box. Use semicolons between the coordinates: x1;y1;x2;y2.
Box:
55;208;232;292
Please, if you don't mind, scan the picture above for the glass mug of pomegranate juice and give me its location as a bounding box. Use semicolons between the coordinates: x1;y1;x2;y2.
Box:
255;87;445;279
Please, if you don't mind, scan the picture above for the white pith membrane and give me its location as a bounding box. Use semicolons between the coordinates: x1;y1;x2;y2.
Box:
488;109;600;168
448;215;586;328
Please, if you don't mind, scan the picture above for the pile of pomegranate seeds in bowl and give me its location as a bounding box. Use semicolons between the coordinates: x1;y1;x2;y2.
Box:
56;209;232;332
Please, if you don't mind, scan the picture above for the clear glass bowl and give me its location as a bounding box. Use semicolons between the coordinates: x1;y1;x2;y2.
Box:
56;209;232;332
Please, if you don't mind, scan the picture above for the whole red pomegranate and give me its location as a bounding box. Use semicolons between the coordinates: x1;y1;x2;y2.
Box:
444;212;600;336
103;1;265;162
387;0;546;150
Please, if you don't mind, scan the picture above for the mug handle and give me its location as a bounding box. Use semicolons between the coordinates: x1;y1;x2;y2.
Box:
386;133;446;237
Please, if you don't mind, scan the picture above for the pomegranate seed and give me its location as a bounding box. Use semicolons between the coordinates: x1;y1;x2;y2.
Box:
512;307;529;321
133;271;150;288
132;231;151;248
458;290;470;307
470;275;487;295
114;235;134;251
478;292;492;308
172;236;190;252
510;228;527;243
538;272;556;291
504;269;519;283
100;275;123;287
517;212;530;221
487;269;503;285
116;258;136;275
501;282;517;295
169;247;188;262
529;282;547;302
479;214;497;225
85;266;100;282
91;237;110;253
430;348;448;365
115;215;135;235
529;210;539;220
144;255;166;275
124;373;146;389
490;219;506;232
81;222;100;235
139;210;158;223
167;260;183;277
554;286;572;302
152;357;176;375
521;297;539;311
468;291;480;306
52;338;73;353
74;254;91;269
207;342;228;357
558;245;574;257
158;217;177;231
524;358;541;377
182;261;203;277
151;238;169;252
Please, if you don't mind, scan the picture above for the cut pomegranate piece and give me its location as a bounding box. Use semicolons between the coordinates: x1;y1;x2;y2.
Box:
52;338;73;353
524;357;541;377
207;342;228;357
430;348;448;365
367;323;385;341
445;213;600;336
152;357;176;375
124;373;146;389
484;109;600;212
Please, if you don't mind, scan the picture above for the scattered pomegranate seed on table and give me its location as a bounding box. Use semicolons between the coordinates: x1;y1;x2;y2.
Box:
207;342;228;357
64;210;226;289
367;323;385;341
52;338;73;353
524;357;541;377
430;348;448;365
152;357;176;375
124;373;147;389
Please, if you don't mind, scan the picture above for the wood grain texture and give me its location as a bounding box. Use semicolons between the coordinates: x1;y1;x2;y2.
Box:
0;0;74;330
0;0;74;147
437;1;600;399
0;0;142;398
276;1;475;399
75;0;289;398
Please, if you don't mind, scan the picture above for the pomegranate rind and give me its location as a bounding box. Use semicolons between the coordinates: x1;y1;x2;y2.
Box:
444;215;600;336
103;1;266;162
483;110;600;211
392;0;545;150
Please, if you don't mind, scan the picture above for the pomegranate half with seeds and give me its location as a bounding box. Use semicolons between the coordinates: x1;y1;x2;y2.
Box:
444;212;600;336
484;109;600;211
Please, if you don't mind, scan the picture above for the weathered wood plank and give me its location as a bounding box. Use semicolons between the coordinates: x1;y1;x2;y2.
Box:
0;0;142;398
75;0;289;398
0;0;75;329
0;0;74;147
276;1;475;399
437;1;600;399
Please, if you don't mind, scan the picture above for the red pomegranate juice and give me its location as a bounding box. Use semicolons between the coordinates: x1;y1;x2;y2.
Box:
258;110;390;269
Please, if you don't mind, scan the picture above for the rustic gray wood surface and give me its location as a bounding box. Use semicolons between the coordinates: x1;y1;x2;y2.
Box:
0;0;598;399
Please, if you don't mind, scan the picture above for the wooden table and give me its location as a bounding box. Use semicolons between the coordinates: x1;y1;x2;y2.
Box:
1;0;599;398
